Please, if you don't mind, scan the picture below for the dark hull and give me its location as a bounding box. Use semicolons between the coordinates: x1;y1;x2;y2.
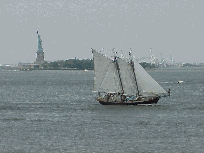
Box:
98;97;159;105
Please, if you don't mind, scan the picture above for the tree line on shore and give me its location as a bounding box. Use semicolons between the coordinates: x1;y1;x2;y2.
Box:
40;59;157;70
41;59;94;70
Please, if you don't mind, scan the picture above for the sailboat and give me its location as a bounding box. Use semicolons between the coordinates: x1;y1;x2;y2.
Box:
92;48;168;105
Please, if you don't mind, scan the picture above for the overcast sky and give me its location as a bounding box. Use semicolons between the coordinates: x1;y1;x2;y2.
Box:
1;0;204;64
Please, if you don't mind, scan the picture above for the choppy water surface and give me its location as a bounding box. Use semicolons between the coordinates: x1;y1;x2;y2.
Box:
0;68;204;152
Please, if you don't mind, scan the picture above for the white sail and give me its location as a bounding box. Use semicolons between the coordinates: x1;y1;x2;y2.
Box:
117;58;138;95
92;49;122;93
100;61;122;93
133;59;167;96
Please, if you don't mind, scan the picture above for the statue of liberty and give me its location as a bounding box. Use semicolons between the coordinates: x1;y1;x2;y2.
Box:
36;31;45;64
37;31;43;52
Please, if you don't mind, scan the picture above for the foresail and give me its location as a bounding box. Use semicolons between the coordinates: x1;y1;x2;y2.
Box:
100;61;122;93
92;49;122;93
133;59;167;96
117;58;138;95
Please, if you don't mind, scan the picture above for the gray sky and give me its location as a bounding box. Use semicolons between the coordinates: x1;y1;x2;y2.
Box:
1;0;204;64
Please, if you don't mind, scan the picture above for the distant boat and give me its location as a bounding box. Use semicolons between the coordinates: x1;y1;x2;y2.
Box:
84;69;88;71
92;48;168;105
178;81;184;83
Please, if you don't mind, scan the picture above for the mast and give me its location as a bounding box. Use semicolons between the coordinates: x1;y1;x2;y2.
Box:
114;53;124;94
129;49;140;96
130;60;140;96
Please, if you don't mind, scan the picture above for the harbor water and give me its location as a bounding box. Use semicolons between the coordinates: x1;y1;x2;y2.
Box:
0;68;204;152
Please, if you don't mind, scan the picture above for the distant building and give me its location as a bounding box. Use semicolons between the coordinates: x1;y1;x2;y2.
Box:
35;31;45;64
18;62;39;70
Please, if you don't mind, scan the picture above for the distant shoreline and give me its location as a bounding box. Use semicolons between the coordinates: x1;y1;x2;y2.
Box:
19;68;94;71
1;63;204;71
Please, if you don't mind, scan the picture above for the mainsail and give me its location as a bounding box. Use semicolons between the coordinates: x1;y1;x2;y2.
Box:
92;49;122;93
133;58;167;96
117;58;138;95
